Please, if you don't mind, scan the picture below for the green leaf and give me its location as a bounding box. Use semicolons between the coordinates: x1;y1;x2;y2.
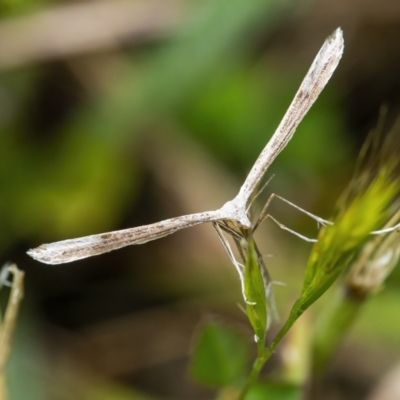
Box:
243;236;268;351
190;321;249;387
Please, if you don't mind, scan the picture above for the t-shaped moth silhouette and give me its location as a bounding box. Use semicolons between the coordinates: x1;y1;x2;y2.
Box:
28;28;344;265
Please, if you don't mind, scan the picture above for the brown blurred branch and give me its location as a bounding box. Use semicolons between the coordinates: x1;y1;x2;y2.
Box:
0;0;186;69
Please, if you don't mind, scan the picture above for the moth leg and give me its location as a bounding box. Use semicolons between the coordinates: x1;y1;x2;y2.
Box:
254;193;332;232
371;222;400;235
217;222;244;242
246;175;275;213
213;223;244;273
371;208;400;235
252;239;278;326
213;223;255;305
261;214;317;243
217;221;249;263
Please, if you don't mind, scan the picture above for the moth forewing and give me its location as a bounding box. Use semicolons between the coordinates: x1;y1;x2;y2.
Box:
27;210;224;264
235;27;344;205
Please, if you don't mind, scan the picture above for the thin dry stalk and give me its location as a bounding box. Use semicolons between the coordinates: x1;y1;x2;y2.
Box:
0;264;24;400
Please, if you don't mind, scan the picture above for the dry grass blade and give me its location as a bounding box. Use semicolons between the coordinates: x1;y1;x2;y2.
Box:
0;264;24;400
0;0;186;69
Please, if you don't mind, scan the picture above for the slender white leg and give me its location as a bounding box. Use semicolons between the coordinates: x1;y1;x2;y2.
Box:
262;214;318;243
213;223;255;305
371;222;400;235
254;193;331;232
246;175;275;213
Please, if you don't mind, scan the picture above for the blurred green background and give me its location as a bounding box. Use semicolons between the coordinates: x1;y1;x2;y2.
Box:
1;0;400;399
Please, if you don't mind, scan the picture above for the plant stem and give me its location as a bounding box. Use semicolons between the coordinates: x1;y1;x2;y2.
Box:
238;306;303;399
280;313;311;385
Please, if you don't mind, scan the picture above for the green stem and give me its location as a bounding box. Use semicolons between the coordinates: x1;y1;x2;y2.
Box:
238;305;304;399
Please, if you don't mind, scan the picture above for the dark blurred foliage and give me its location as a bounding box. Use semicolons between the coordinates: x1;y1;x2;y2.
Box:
1;1;400;399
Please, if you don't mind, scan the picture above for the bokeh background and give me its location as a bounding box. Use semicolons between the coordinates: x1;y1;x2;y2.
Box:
1;0;400;399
